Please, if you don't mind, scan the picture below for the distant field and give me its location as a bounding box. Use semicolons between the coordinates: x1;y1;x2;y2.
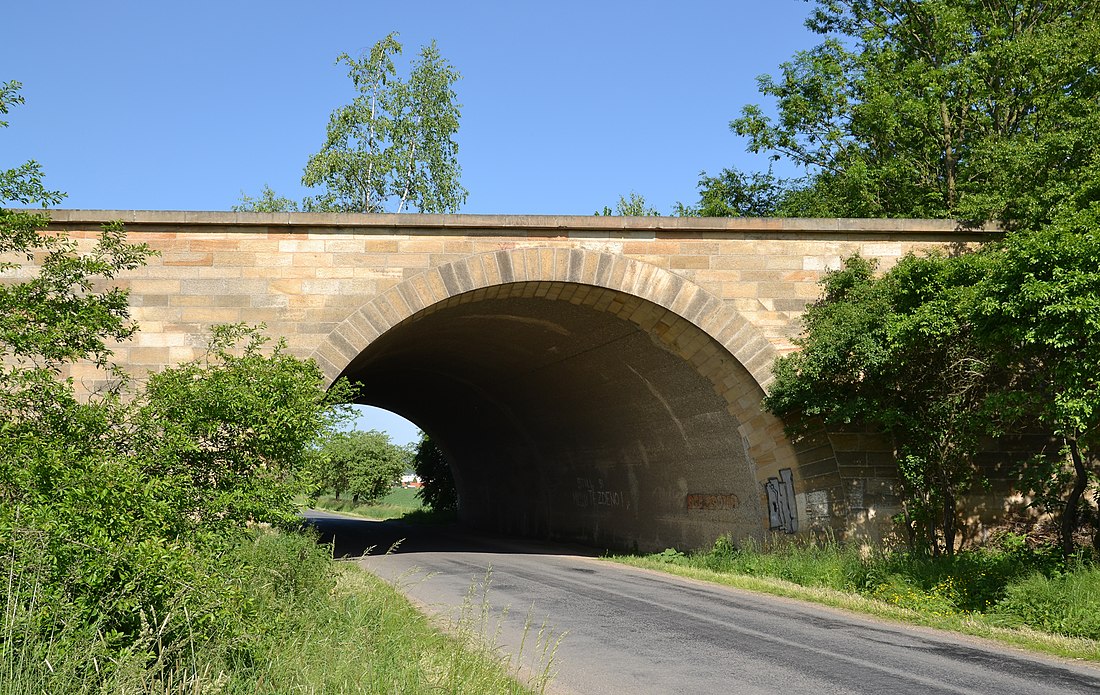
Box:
311;487;425;520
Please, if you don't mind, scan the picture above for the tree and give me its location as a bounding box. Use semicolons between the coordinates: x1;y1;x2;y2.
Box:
973;214;1100;557
705;0;1100;224
302;33;467;214
232;184;300;212
764;252;998;555
730;1;1100;557
412;432;456;511
596;192;661;216
674;168;788;217
318;429;408;504
1;80;196;654
138;324;353;529
3;80;148;643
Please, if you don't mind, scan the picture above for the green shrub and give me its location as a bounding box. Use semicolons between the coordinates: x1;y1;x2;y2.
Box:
866;532;1062;613
703;534;736;571
655;548;686;564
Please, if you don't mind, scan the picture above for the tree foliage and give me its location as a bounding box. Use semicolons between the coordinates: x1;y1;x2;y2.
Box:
596;192;661;217
973;213;1100;556
767;223;1100;556
734;2;1100;556
1;79;153;459
686;1;1100;224
138;324;352;529
317;429;409;504
411;433;456;511
301;33;467;214
232;184;300;212
764;252;998;555
674;168;787;217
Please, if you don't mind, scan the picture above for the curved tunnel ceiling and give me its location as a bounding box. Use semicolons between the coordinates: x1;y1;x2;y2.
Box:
337;281;767;551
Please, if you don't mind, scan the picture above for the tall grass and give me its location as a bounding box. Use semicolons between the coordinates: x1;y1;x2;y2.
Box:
625;532;1099;642
449;568;563;694
698;533;874;590
993;566;1100;639
1;529;541;694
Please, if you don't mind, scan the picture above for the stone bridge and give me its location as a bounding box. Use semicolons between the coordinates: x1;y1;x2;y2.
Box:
46;211;996;551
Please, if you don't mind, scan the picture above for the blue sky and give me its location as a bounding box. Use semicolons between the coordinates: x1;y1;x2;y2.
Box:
4;1;818;216
3;0;820;442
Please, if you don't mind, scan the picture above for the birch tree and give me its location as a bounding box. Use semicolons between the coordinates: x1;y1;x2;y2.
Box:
302;34;467;214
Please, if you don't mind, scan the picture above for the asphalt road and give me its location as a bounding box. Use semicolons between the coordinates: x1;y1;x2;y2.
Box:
305;511;1100;694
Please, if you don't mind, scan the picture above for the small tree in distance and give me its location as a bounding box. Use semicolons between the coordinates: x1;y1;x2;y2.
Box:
317;429;409;504
412;432;456;512
595;191;660;217
232;184;300;213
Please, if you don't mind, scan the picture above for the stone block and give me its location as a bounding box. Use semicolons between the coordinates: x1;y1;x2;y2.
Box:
861;242;903;257
278;239;326;253
314;266;356;279
388;253;431;269
423;269;448;302
399;239;446;254
179;307;243;323
537;248;556;279
670;255;710;270
622;240;681;255
493;251;515;283
131;279;182;294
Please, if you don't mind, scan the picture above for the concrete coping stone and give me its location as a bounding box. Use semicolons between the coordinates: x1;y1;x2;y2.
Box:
41;210;1002;238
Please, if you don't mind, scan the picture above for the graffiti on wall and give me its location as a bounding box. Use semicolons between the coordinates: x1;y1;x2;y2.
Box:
764;468;799;533
685;493;740;511
572;477;630;510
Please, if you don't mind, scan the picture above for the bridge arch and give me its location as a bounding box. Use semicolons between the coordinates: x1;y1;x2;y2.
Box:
310;248;825;550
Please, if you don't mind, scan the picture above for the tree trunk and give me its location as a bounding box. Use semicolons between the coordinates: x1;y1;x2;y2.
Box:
901;503;917;551
942;487;957;558
939;100;957;211
929;494;941;558
1061;435;1088;559
397;138;418;213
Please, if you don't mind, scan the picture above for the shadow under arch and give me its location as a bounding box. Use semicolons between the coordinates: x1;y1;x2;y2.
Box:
309;248;829;551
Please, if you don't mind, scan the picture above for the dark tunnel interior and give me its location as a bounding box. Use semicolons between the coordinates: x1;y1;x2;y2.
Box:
337;282;765;552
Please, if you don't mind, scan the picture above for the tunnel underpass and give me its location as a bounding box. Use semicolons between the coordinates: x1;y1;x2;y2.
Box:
337;280;768;552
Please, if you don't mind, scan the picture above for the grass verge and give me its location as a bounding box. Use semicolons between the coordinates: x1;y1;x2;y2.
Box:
202;557;545;693
606;535;1100;664
2;529;542;694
